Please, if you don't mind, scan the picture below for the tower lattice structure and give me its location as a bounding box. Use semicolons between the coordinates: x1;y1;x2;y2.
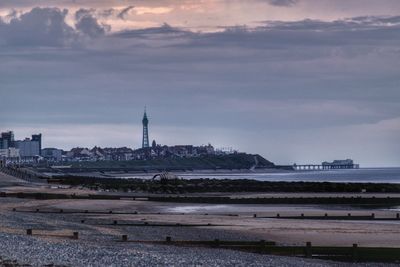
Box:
142;108;149;148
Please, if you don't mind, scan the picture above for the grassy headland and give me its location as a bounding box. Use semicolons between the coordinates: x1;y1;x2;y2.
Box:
60;153;275;171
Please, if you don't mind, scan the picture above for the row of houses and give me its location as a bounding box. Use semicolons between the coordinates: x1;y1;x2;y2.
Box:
1;131;237;165
62;143;226;162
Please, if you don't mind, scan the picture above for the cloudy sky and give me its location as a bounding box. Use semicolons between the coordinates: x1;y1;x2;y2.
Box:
0;0;399;167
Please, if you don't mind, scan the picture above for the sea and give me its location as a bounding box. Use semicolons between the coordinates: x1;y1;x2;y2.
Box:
114;167;400;184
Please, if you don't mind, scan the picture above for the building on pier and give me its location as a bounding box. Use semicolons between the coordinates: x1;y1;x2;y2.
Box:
322;159;355;169
293;159;359;171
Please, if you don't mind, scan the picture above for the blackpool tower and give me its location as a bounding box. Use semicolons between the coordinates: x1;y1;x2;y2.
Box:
142;108;149;148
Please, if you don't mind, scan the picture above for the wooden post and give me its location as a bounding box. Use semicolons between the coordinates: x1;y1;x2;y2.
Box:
214;239;220;247
352;244;358;262
113;220;118;225
26;229;32;235
306;242;312;258
371;213;375;219
109;211;113;214
12;208;16;212
348;213;351;217
253;214;257;218
36;209;39;212
122;235;128;242
81;220;85;223
84;210;88;213
301;213;304;218
60;209;63;213
166;236;171;242
397;213;399;219
73;232;79;240
276;213;280;218
259;239;265;250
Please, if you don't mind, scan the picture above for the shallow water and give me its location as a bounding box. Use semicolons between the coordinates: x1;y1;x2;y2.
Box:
166;204;322;213
165;203;400;213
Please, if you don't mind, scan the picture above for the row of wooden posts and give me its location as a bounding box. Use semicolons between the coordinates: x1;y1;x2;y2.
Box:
255;213;400;219
26;229;79;240
23;229;364;262
4;191;400;206
0;167;41;182
13;208;400;220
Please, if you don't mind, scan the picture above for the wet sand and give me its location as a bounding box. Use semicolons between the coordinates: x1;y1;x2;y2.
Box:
1;196;399;247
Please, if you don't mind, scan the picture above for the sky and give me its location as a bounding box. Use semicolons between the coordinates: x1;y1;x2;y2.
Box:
0;0;399;167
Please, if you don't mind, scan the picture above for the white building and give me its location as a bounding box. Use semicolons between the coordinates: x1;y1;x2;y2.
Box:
14;138;40;157
0;148;20;165
0;147;20;158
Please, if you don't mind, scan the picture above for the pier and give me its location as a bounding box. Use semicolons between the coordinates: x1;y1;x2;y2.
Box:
293;163;360;171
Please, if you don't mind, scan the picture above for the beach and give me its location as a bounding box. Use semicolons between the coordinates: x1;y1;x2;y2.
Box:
1;171;400;266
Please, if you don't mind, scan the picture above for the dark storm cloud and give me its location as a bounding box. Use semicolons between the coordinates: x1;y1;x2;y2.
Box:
261;16;400;31
267;0;299;6
0;7;111;46
0;7;75;46
106;15;400;52
75;8;109;37
113;23;189;38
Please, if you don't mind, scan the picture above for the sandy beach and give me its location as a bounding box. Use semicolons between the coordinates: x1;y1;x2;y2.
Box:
1;171;400;266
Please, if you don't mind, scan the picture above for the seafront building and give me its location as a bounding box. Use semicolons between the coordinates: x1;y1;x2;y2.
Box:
0;131;42;163
41;148;62;162
14;138;40;158
32;134;42;155
0;147;20;160
0;131;15;149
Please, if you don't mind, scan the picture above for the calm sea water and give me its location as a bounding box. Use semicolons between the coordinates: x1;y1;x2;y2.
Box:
118;168;400;184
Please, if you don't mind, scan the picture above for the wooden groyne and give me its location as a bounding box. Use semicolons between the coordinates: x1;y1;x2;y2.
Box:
11;208;400;221
20;228;400;263
2;192;400;205
0;166;44;183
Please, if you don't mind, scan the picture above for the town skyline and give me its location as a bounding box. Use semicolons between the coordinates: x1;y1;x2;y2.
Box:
0;108;238;155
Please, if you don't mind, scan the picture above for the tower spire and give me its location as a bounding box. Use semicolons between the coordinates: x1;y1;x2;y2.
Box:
142;107;149;148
